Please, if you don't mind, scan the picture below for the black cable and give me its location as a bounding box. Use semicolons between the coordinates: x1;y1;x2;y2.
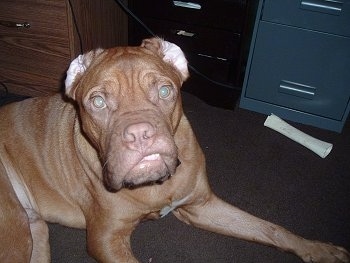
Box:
114;0;156;37
67;0;84;54
0;82;9;99
114;0;241;91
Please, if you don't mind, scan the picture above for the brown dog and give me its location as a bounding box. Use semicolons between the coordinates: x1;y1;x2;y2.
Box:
0;38;349;263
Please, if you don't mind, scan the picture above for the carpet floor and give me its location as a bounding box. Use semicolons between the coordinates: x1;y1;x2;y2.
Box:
1;91;349;263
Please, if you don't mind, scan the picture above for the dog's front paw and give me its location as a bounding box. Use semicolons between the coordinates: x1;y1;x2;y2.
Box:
300;241;350;263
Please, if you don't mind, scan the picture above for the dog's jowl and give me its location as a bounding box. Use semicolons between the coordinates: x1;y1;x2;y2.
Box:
0;38;349;262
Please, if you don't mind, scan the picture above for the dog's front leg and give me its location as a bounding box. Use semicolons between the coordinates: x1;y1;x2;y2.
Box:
86;218;139;263
174;193;350;263
27;210;50;263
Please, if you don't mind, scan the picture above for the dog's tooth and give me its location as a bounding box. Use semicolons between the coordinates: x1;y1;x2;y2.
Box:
143;153;160;161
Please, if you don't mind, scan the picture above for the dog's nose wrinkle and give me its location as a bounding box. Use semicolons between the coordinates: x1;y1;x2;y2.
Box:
123;122;156;150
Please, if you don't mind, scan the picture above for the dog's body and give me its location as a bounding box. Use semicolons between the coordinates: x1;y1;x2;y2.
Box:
0;38;349;263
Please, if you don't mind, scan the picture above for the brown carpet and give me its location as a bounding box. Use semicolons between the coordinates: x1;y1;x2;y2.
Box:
2;91;349;262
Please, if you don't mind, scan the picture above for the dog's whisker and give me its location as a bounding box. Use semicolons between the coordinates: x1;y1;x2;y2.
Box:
100;152;114;170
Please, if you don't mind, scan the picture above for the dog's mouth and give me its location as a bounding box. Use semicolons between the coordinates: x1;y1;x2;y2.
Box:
103;152;180;192
122;172;171;190
123;153;176;187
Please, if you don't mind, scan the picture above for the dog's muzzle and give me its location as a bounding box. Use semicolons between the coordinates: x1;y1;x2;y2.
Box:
103;157;181;192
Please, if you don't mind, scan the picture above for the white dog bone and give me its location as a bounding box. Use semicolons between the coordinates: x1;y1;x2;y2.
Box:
264;114;333;158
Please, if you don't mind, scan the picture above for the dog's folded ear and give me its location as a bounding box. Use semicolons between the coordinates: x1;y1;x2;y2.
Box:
65;48;104;99
141;37;189;82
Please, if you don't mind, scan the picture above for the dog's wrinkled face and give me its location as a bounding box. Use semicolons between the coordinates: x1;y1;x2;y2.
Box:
65;38;189;192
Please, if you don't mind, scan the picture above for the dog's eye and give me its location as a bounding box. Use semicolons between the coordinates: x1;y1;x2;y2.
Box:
92;96;106;109
159;85;171;99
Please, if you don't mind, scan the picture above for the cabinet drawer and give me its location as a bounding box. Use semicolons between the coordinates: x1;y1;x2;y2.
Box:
0;0;71;96
262;0;350;37
140;18;240;60
245;21;350;120
133;0;246;32
186;53;233;83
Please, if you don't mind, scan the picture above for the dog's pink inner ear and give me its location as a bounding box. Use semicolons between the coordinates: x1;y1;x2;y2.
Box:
65;48;104;99
65;54;86;99
141;38;162;55
141;38;189;81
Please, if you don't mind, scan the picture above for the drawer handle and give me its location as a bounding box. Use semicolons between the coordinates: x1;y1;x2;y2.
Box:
198;53;228;61
173;1;201;10
0;20;31;28
278;80;316;100
175;29;195;37
300;0;343;15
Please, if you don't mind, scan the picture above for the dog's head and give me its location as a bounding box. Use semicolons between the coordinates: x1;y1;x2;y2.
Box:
65;37;189;192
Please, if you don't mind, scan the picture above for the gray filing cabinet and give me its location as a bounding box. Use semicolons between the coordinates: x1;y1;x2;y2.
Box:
240;0;350;132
